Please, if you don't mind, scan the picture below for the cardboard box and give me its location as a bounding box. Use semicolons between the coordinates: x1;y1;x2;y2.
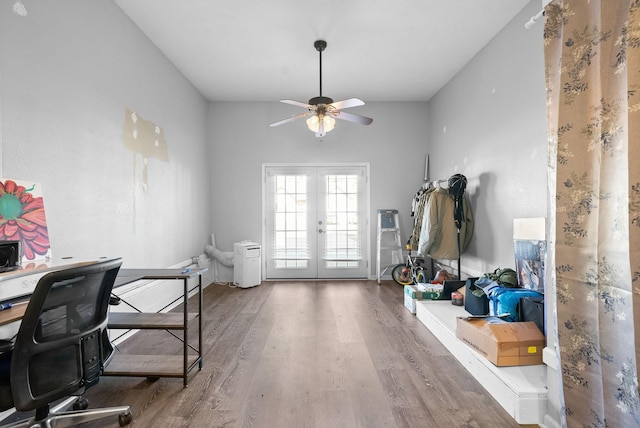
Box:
405;284;442;300
403;284;441;314
456;317;545;366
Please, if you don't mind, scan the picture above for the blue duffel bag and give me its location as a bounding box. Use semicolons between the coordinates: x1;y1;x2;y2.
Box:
486;286;543;322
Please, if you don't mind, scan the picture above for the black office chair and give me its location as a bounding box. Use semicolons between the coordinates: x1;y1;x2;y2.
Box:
0;258;132;427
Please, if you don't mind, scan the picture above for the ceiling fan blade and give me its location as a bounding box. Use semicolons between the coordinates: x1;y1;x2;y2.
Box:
329;98;365;110
270;111;313;127
280;99;312;109
333;110;373;125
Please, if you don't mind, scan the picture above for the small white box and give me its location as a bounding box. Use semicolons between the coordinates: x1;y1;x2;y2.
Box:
404;292;417;314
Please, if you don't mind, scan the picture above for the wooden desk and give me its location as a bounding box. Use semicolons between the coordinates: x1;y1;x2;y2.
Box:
0;258;112;302
0;258;122;327
0;301;28;327
0;263;207;388
103;268;206;387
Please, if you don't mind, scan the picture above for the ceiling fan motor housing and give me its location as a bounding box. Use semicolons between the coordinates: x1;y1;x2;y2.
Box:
314;40;327;52
308;96;334;106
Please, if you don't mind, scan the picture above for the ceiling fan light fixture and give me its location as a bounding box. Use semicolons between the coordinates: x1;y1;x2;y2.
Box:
306;114;335;134
324;115;336;131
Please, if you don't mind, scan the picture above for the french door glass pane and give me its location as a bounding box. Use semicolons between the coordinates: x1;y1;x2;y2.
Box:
323;174;360;269
273;175;308;269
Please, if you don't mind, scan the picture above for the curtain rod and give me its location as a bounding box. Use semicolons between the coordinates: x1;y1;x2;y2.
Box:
525;9;544;29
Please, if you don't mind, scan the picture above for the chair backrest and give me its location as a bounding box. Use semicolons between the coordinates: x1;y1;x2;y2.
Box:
9;258;122;411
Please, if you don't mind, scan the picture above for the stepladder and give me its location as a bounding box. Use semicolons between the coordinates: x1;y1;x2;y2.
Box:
376;209;403;284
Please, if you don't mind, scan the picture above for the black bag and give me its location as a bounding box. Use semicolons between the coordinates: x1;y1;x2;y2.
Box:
464;277;488;315
517;296;544;334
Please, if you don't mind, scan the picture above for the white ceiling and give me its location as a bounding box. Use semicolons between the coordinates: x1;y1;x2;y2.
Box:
114;0;532;103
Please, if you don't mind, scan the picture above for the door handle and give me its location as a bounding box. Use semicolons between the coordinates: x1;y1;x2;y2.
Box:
318;229;324;233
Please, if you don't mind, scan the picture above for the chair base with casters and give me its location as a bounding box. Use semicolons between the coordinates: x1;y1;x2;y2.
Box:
0;396;132;428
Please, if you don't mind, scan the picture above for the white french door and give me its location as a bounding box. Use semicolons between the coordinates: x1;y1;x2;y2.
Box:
264;164;369;279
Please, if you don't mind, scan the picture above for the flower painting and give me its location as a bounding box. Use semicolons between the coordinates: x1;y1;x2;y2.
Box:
0;179;51;262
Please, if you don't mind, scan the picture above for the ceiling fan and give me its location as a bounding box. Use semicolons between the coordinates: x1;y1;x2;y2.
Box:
270;40;373;137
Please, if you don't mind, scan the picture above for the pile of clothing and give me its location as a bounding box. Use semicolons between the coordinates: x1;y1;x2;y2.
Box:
410;174;474;260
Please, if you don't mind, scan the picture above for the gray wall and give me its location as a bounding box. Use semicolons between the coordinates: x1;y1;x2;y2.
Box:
427;0;547;277
0;0;212;267
208;101;429;271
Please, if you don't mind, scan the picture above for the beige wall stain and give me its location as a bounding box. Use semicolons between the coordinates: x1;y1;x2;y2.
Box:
123;108;169;192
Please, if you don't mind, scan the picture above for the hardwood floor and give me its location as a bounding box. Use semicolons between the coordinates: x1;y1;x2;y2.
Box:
80;280;523;427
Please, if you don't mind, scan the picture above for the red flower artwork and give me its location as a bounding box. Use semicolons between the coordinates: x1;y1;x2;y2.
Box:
0;179;50;261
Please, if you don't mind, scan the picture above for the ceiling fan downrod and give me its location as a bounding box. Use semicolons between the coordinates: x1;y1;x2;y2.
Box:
309;40;333;106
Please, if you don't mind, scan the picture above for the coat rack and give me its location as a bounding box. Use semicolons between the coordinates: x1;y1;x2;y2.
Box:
448;174;468;280
421;174;467;280
414;172;470;280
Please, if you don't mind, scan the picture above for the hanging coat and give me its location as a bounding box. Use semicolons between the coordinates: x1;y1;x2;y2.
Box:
410;185;436;250
417;187;473;260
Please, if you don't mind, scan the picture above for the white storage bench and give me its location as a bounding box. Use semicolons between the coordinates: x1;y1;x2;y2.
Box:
415;300;548;425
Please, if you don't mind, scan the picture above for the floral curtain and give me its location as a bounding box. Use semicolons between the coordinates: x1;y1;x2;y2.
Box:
544;1;640;426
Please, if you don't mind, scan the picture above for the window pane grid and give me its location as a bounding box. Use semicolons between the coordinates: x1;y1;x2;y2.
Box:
272;175;309;269
323;174;360;268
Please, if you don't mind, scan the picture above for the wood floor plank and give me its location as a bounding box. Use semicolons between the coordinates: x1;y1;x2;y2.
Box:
74;280;522;427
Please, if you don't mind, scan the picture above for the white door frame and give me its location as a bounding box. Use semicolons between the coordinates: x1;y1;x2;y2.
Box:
262;162;371;280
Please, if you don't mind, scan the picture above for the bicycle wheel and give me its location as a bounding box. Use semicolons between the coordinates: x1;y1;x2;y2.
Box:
391;264;413;285
414;267;426;284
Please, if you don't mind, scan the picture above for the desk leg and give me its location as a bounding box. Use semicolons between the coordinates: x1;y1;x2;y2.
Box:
183;277;188;387
198;275;203;369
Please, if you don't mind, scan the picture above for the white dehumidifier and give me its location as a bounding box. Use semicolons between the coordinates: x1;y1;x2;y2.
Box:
233;241;261;288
